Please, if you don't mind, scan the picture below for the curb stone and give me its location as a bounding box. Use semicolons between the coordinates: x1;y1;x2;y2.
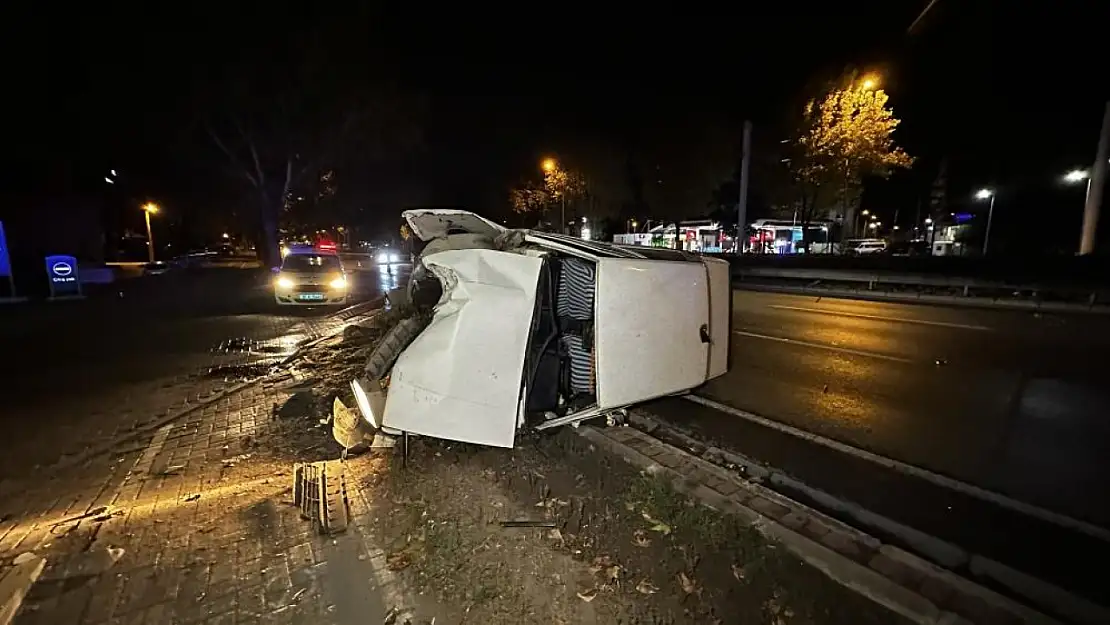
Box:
576;425;1062;625
633;405;1110;625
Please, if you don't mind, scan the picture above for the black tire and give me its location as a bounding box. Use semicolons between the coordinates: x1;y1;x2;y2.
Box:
364;314;431;380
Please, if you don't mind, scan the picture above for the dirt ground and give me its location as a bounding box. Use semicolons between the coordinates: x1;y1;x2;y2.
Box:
351;431;909;625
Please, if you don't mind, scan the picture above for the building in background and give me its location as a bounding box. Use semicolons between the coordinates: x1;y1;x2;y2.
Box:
613;220;730;252
749;219;835;254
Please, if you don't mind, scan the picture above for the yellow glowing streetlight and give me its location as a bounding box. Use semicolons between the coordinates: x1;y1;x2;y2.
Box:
142;202;160;263
860;74;880;90
541;158;557;173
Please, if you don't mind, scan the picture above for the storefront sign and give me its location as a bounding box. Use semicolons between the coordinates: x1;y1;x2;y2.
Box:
0;221;10;278
45;254;82;298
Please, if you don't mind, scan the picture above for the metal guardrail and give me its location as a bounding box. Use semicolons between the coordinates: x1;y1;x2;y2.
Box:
735;267;1017;291
731;265;1110;312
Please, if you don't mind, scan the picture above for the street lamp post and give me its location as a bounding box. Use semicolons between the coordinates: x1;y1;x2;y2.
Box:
975;189;996;255
142;202;160;263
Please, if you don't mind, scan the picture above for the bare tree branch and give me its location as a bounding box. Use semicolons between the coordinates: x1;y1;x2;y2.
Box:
207;124;259;188
232;117;266;190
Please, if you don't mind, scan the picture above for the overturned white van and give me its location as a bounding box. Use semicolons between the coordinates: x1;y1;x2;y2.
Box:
349;209;731;449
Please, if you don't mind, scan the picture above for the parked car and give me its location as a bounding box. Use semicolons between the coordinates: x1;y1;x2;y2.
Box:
347;209;731;449
844;239;888;255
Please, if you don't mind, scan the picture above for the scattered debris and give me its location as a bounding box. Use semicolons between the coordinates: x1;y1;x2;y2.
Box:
386;552;412;571
11;553;37;566
576;588;598;603
635;579;658;595
677;571;700;596
292;460;350;534
155;464;186;476
641;512;671;535
277;390;317;419
331;397;373;452
731;563;747;583
42;546;123;581
92;509;124;523
50;506;110;528
631;529;651;547
499;520;556;528
183;494;200;502
222;453;252;468
0;552;46;625
383;606;415;625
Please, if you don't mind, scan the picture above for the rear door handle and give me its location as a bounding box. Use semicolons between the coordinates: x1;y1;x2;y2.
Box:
699;324;710;344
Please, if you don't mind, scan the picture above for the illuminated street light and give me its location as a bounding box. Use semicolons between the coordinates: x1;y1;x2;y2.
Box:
924;217;933;224
861;210;870;216
974;189;997;255
142;202;160;263
222;232;230;239
541;158;557;173
105;177;114;184
860;74;880;90
1064;169;1089;183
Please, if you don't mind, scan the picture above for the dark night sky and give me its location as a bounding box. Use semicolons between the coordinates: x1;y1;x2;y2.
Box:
3;1;1107;252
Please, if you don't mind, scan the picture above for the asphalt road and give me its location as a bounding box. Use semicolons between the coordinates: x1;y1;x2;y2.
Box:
644;290;1110;603
696;290;1110;527
0;263;410;412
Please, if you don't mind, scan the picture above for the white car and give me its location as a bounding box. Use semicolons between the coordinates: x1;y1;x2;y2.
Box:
349;209;731;449
273;248;349;306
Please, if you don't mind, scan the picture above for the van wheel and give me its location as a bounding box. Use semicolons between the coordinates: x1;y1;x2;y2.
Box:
364;314;430;380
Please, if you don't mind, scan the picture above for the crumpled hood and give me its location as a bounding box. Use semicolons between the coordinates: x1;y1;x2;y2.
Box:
402;209;506;242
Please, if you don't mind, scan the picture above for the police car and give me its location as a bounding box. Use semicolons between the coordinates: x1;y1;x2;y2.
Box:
273;244;348;306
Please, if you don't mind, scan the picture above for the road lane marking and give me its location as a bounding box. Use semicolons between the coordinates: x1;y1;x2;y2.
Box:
683;394;1110;545
767;304;992;331
732;330;915;364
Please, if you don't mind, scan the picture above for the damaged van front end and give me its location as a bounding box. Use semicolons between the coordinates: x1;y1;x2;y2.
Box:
347;209;731;450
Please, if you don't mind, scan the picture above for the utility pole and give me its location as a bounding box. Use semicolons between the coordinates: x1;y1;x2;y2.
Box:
1079;101;1110;255
737;120;752;253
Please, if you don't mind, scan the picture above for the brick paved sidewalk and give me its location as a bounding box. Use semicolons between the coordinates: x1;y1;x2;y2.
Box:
0;302;418;625
1;378;427;625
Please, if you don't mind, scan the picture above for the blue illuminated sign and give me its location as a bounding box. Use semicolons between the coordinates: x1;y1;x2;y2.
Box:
45;254;82;298
0;221;10;278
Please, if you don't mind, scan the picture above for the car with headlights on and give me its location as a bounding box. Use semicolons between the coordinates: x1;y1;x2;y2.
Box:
273;247;349;305
374;246;409;266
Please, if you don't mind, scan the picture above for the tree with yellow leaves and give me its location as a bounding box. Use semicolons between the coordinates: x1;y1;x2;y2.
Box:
509;181;550;215
788;74;914;242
